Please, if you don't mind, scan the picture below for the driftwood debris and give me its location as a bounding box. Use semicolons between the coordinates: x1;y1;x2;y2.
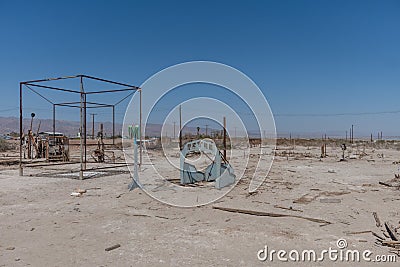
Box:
371;214;400;257
379;181;395;187
105;244;121;251
372;212;381;227
345;230;372;235
212;206;331;225
385;222;399;241
274;205;303;212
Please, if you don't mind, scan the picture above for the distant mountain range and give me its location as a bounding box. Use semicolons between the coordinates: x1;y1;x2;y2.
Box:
0;116;213;138
0;116;120;137
2;116;395;139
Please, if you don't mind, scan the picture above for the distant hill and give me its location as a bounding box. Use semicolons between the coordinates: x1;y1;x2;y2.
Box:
0;116;212;138
0;116;120;137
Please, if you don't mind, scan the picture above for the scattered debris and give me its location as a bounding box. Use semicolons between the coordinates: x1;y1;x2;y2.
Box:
372;231;385;240
212;206;331;225
379;175;400;188
70;188;87;197
371;213;400;257
6;246;15;250
294;191;350;204
373;212;381;227
274;205;303;212
76;189;87;194
105;244;121;251
385;222;399;241
344;230;372;235
320;198;341;203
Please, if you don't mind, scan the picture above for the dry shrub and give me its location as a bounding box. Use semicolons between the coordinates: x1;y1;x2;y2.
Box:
0;139;10;152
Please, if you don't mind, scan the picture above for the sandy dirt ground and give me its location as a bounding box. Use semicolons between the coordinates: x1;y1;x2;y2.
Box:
1;142;400;266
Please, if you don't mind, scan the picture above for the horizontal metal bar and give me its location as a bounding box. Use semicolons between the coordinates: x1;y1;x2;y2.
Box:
54;101;114;108
86;105;114;108
81;74;138;88
85;88;139;94
21;75;81;84
54;104;81;108
24;83;81;94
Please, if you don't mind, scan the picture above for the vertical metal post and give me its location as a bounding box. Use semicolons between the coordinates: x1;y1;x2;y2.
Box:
83;93;87;167
112;105;115;145
53;104;56;144
79;76;84;179
19;83;23;176
179;104;182;150
139;89;142;165
223;116;227;160
91;113;95;139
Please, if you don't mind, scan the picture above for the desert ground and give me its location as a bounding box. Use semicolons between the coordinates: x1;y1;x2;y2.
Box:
1;139;400;266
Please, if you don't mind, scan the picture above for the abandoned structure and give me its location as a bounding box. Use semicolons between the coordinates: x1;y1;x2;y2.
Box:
19;74;141;179
180;139;235;189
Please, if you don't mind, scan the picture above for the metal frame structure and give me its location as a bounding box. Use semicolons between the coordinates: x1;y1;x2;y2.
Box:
19;74;142;179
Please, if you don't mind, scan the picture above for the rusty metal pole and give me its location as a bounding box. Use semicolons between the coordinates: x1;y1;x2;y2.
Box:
179;104;182;150
91;113;96;139
112;105;115;146
139;89;142;165
19;83;23;176
223;116;227;160
79;76;84;179
84;93;87;168
53;104;56;141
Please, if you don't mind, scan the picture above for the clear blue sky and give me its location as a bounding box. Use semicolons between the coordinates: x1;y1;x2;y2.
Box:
0;0;399;137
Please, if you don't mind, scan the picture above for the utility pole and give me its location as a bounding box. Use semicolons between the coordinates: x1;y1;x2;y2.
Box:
205;124;209;136
173;121;176;139
90;113;97;139
351;124;354;144
349;127;352;143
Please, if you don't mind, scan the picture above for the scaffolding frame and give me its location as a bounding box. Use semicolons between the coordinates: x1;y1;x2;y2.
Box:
19;74;142;179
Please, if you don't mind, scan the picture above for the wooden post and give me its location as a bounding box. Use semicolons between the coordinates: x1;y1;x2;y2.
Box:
351;124;354;144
